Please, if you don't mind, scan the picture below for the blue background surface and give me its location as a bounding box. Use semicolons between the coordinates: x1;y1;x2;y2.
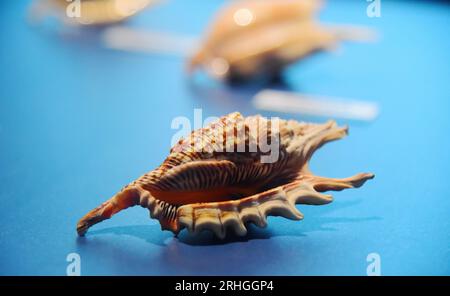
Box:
0;0;449;275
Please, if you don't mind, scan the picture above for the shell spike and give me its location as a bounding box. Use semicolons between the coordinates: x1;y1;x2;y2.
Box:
290;120;348;162
77;187;141;236
310;173;375;192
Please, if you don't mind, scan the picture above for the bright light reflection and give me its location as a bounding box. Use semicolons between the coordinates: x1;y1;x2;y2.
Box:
233;8;254;27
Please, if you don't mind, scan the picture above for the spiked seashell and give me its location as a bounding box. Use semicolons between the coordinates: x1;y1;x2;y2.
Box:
188;0;374;81
77;112;374;238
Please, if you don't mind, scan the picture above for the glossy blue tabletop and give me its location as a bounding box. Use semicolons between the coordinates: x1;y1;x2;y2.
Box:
0;0;449;275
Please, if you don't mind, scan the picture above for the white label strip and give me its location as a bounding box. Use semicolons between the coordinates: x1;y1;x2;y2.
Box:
102;26;199;57
253;89;379;121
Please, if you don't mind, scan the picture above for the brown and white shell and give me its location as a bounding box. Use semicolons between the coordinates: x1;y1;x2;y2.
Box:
77;112;374;239
188;0;374;81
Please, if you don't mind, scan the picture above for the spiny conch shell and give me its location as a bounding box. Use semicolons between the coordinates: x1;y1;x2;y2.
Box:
77;112;374;239
188;0;375;81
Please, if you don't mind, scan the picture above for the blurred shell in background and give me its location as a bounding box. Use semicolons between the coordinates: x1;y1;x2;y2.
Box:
29;0;158;26
189;0;375;82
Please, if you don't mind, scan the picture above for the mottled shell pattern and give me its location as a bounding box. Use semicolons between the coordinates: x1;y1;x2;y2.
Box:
189;0;370;81
77;112;373;238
